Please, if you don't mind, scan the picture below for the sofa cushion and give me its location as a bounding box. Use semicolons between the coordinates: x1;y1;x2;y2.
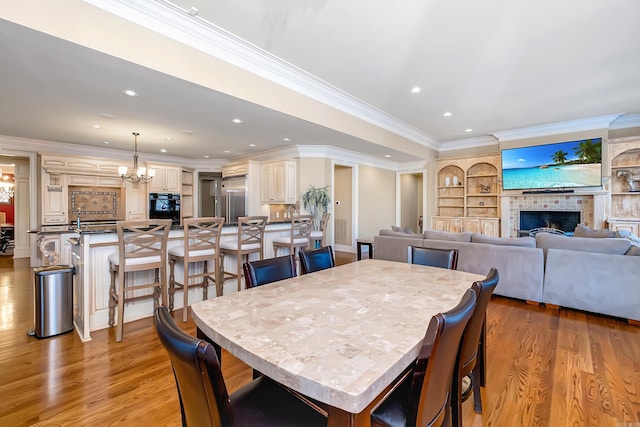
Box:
535;232;631;255
471;234;536;248
423;230;473;242
573;224;618;238
380;229;423;238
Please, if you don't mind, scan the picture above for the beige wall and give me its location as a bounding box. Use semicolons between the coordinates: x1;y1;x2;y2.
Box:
334;166;352;245
400;173;422;233
358;165;396;238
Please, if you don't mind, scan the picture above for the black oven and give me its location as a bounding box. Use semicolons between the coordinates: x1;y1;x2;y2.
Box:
149;193;181;224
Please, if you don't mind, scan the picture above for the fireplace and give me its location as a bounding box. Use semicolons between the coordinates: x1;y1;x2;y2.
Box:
519;210;581;235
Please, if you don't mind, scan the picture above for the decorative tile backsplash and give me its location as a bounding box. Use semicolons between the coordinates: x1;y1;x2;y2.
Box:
507;195;594;237
67;186;125;221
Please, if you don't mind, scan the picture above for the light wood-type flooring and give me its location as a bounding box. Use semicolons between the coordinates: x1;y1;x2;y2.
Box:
0;253;638;426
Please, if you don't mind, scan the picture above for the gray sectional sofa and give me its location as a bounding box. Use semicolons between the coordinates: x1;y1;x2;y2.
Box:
373;228;640;322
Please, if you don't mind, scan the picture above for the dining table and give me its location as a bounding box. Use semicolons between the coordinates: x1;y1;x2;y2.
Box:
191;258;485;427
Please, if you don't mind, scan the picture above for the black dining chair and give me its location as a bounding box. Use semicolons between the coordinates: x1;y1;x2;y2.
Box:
451;267;499;427
154;306;327;427
299;246;335;275
371;288;476;427
408;246;459;270
242;254;297;289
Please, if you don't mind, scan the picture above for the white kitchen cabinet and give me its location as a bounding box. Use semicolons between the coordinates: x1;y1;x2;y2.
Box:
42;173;68;225
125;180;147;220
260;160;297;204
148;164;181;193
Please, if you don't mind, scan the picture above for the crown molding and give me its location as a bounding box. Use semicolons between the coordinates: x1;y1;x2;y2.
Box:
82;0;440;151
610;113;640;129
489;114;623;142
438;135;499;152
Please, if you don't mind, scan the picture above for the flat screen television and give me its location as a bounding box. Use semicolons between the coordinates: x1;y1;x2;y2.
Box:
501;138;602;191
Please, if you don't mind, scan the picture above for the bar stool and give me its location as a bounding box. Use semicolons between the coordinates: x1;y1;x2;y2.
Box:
310;212;330;248
220;216;268;292
168;217;224;322
272;214;313;258
108;219;171;342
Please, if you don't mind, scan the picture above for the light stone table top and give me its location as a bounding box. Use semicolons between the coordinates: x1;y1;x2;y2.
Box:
192;259;484;423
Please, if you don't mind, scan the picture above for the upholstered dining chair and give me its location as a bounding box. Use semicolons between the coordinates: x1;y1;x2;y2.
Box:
408;246;459;270
168;217;225;322
242;254;297;289
108;219;171;342
272;214;313;258
154;306;327;427
370;288;476;427
310;213;331;248
451;267;499;427
299;245;335;275
219;216;268;292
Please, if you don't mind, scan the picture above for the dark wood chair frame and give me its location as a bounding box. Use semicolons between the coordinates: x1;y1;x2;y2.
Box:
408;245;459;270
242;254;297;289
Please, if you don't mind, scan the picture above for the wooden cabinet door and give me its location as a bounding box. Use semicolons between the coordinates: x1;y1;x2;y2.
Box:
43;174;68;224
463;218;480;234
481;218;500;237
126;181;147;220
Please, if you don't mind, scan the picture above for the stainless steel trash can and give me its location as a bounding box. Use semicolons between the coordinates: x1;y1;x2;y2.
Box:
31;265;74;338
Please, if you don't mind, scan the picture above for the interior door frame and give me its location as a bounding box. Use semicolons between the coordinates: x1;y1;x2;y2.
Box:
331;160;358;253
395;168;427;233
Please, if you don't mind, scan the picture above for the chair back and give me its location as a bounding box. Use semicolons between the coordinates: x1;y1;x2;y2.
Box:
408;246;459;270
409;289;476;427
116;219;171;272
154;306;233;427
237;216;268;252
458;267;499;374
290;214;313;246
182;217;225;261
242;254;297;288
299;246;335;274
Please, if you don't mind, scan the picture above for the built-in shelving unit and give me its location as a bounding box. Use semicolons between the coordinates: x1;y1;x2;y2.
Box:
181;169;194;222
608;137;640;234
433;154;501;236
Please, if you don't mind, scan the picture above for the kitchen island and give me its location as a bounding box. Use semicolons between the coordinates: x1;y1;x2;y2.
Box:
65;222;294;342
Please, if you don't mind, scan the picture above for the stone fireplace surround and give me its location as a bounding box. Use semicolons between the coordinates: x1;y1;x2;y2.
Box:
501;193;607;238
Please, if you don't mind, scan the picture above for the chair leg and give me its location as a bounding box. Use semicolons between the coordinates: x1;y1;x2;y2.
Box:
472;371;482;413
478;318;487;387
450;371;463;427
182;260;189;323
116;270;126;343
202;261;209;301
237;254;243;292
215;255;223;297
168;258;176;311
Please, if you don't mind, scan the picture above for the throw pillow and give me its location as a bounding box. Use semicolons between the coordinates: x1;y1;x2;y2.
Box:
573;224;617;238
402;226;414;234
625;245;640;256
423;230;473;242
391;225;403;232
471;234;536;248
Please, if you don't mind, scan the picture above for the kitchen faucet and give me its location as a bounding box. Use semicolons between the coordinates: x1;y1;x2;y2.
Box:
76;210;82;229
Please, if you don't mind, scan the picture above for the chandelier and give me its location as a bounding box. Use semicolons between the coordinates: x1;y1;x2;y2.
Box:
0;175;14;204
118;132;155;184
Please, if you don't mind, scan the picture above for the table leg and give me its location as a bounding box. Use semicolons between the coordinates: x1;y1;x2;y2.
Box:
327;406;370;427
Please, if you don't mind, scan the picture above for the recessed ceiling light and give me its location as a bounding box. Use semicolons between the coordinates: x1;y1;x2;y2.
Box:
102;141;110;145
100;113;115;119
249;144;256;147
203;155;210;159
160;149;167;153
92;124;101;129
232;118;243;124
384;154;391;158
443;112;452;117
164;137;173;141
465;128;473;132
224;150;230;153
283;137;291;142
182;129;193;134
122;89;139;97
411;86;421;94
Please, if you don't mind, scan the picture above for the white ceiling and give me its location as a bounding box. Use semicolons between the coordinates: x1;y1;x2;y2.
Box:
1;0;639;163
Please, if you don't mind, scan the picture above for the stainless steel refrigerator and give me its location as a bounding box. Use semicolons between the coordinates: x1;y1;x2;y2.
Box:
220;176;247;224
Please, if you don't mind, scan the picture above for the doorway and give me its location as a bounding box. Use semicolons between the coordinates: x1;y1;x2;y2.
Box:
397;170;426;233
198;172;222;218
332;163;356;252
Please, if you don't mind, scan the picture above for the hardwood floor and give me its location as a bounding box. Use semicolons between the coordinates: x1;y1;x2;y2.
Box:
0;253;638;426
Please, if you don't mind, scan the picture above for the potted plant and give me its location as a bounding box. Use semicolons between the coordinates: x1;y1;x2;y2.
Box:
300;185;331;231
